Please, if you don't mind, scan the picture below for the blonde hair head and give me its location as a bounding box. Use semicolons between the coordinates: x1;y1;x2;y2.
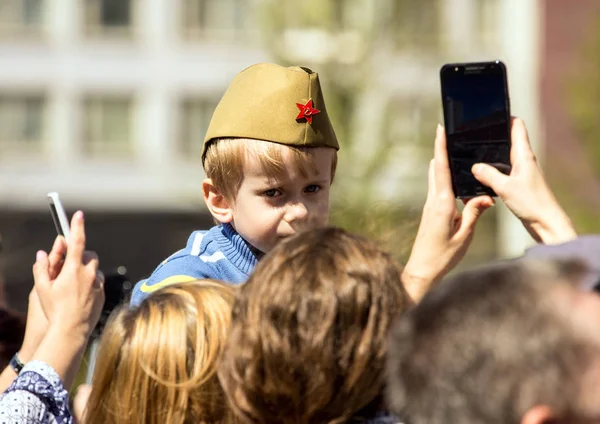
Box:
203;138;337;201
84;279;237;424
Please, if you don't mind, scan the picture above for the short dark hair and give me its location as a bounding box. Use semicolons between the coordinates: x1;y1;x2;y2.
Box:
386;259;598;424
219;227;411;424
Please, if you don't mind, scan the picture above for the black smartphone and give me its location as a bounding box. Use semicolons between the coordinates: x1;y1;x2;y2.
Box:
440;60;511;198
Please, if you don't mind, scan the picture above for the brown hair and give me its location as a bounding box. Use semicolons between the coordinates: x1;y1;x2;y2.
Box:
84;280;237;424
387;259;600;424
203;138;337;201
218;227;411;424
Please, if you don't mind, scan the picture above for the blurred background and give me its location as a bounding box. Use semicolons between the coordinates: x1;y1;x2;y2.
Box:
0;0;599;312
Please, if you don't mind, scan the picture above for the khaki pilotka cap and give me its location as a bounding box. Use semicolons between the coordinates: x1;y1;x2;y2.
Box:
201;63;339;164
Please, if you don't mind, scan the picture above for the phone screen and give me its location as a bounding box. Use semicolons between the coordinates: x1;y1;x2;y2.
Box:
440;62;511;198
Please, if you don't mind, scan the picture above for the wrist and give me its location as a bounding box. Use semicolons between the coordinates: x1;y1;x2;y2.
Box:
401;266;440;303
528;211;577;245
17;343;38;363
45;324;89;352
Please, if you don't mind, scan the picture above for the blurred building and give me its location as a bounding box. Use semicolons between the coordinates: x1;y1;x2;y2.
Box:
0;0;547;309
0;0;269;310
0;0;516;211
0;0;268;211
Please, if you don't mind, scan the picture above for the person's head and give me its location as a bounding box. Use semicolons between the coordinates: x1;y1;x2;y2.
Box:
218;227;412;424
387;259;600;424
85;279;237;424
201;63;339;254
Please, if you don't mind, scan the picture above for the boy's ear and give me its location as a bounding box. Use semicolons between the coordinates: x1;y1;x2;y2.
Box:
202;178;233;223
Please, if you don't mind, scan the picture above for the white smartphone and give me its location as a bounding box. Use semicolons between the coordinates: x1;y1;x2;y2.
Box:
47;192;71;243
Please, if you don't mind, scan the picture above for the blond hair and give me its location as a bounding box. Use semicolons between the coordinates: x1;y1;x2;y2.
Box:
84;280;237;424
218;227;411;424
203;138;337;201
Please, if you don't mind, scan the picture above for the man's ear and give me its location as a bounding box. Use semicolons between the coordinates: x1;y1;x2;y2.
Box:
521;405;557;424
202;178;233;223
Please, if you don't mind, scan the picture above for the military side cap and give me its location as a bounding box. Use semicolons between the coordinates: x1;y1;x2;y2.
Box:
202;63;339;162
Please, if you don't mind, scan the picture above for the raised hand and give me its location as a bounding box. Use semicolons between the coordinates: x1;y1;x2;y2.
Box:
402;125;494;301
472;118;576;244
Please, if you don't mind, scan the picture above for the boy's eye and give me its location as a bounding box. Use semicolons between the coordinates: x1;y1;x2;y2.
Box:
304;185;321;193
263;189;281;197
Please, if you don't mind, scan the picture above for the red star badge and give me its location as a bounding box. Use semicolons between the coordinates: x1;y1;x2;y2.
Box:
296;99;321;124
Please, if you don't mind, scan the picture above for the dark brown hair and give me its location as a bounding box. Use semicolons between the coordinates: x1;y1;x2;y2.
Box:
0;308;25;369
387;259;599;424
218;227;411;424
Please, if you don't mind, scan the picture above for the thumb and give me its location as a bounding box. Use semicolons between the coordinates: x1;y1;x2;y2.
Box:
459;196;494;238
32;250;51;290
472;163;508;193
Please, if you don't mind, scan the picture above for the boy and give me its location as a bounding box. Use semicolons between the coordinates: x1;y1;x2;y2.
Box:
131;63;339;306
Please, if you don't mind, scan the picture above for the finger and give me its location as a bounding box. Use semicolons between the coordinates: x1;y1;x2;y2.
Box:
48;236;67;278
433;124;453;196
94;270;105;289
84;255;100;277
425;159;436;202
65;211;86;264
82;251;99;266
32;250;51;290
472;163;509;194
458;196;494;237
510;117;535;164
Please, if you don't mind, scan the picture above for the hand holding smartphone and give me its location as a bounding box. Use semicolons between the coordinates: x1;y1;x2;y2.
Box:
440;60;512;198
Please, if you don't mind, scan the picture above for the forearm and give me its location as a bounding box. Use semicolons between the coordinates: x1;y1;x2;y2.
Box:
0;367;16;393
31;326;89;391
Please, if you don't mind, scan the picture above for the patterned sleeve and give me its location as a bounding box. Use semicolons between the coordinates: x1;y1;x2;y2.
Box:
0;361;72;424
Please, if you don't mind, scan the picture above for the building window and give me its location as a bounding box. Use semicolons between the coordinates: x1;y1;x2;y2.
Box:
181;0;248;39
179;97;218;161
83;0;133;37
0;0;44;37
0;93;45;155
83;96;133;157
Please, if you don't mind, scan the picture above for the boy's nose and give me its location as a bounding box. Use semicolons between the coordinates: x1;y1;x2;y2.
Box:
284;201;309;223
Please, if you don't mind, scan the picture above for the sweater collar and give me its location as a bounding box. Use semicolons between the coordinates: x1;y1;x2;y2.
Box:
216;223;260;275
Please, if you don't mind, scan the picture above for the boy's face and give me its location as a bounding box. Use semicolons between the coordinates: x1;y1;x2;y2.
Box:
230;147;334;253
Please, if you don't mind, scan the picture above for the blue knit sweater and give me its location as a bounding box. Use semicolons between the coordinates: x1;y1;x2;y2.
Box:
130;223;259;306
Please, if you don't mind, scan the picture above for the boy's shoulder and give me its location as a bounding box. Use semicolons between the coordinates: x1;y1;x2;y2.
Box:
130;225;255;307
168;226;225;264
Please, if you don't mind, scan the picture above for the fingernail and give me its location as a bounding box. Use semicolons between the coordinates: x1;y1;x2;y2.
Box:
436;123;443;134
74;210;84;221
472;163;482;174
36;250;46;261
